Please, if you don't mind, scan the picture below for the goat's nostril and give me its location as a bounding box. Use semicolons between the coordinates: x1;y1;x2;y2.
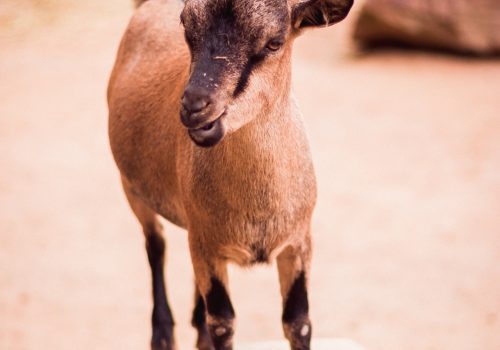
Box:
181;91;211;114
191;98;210;113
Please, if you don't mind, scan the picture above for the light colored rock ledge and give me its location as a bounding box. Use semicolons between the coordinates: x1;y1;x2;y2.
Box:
239;338;366;350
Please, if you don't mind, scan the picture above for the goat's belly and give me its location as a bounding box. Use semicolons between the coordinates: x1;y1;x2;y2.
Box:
212;208;312;266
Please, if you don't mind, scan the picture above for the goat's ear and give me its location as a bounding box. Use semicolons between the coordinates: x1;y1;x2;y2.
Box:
291;0;354;30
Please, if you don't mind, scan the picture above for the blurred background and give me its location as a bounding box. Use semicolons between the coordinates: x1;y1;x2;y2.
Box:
1;1;499;349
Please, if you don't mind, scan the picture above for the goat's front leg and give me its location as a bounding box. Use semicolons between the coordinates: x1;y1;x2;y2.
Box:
190;244;235;350
191;287;214;350
277;240;312;350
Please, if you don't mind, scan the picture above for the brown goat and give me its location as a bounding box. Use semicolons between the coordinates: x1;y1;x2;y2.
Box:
107;0;353;349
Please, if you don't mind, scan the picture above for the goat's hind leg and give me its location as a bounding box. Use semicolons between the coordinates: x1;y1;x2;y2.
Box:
122;179;176;350
277;241;312;350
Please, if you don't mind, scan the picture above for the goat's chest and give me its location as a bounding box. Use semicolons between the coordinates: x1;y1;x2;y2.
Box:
183;133;317;239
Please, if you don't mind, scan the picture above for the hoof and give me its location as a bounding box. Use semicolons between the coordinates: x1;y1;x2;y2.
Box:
151;324;175;350
151;339;175;350
196;326;214;350
197;341;215;350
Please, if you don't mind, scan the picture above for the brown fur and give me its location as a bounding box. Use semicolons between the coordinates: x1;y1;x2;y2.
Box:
108;0;353;349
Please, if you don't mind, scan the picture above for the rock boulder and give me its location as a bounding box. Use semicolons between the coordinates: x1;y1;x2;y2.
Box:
353;0;500;55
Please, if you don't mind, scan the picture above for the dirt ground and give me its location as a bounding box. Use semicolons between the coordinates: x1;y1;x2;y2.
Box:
1;1;499;350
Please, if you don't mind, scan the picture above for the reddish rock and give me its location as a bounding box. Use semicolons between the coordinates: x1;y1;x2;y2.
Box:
353;0;500;55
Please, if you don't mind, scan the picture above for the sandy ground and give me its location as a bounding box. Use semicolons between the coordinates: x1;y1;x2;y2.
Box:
1;1;499;350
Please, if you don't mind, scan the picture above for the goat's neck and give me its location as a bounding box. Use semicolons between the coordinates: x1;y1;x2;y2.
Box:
186;58;312;213
224;78;293;154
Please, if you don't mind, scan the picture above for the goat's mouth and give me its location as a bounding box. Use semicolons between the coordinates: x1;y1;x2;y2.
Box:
187;111;226;148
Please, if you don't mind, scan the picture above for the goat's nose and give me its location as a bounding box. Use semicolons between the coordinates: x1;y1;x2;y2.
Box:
181;87;211;114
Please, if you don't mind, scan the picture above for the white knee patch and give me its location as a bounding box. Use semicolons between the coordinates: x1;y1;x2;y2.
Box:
215;326;227;336
300;324;310;337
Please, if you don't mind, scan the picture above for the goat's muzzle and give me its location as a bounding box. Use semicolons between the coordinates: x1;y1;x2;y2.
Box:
181;86;227;147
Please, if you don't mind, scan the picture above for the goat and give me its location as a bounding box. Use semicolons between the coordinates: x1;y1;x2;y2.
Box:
107;0;353;349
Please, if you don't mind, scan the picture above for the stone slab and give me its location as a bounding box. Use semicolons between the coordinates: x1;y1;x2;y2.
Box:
239;338;366;350
353;0;500;55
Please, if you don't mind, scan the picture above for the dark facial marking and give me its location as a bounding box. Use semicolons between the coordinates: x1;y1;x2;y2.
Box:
206;277;235;319
182;0;290;98
232;54;266;97
282;271;309;323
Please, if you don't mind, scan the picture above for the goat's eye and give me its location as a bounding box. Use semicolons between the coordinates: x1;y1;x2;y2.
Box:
265;39;283;52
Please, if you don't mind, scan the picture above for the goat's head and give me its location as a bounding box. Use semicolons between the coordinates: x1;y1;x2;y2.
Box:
179;0;353;147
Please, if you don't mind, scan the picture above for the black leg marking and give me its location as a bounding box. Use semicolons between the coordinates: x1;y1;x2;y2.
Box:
205;278;235;350
192;292;213;350
146;233;175;350
282;272;309;323
206;278;235;319
192;292;207;329
282;272;311;350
